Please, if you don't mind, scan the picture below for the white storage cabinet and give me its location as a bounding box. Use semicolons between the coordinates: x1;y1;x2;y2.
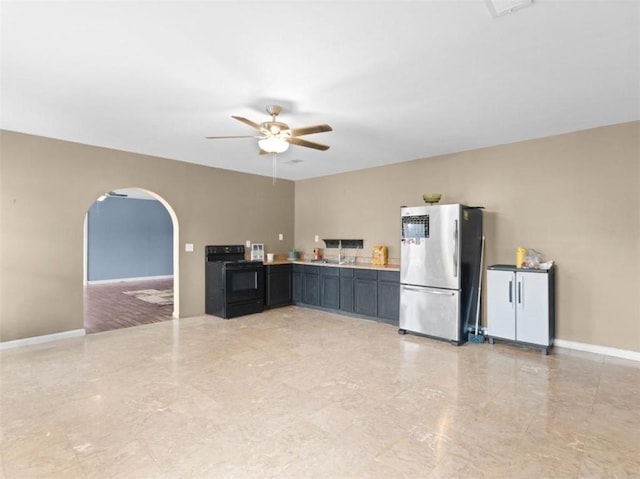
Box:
486;265;555;354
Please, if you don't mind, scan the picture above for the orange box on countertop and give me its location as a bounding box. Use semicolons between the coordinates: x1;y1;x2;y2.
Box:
372;245;388;266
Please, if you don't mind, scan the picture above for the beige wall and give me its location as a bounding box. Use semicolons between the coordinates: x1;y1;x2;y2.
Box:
295;122;640;353
0;131;295;342
2;124;639;353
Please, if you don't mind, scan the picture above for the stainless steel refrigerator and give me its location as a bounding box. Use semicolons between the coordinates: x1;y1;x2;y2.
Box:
399;204;483;345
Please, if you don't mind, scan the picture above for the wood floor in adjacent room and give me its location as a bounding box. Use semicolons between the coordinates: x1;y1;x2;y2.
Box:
1;306;638;478
83;278;174;334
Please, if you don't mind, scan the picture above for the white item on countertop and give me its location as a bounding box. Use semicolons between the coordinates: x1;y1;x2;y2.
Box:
251;243;264;261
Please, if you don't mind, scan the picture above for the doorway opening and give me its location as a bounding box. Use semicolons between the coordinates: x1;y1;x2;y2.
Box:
83;188;180;333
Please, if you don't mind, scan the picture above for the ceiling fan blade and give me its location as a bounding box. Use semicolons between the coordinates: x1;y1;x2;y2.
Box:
232;115;263;131
289;124;333;137
205;135;260;139
288;137;330;151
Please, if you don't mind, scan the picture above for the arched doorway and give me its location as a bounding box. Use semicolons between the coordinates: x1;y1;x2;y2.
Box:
83;188;180;333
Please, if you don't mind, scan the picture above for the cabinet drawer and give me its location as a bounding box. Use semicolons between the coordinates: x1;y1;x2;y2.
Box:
355;269;378;281
378;270;399;283
339;268;354;278
266;264;292;274
304;265;320;275
400;285;459;340
321;267;339;277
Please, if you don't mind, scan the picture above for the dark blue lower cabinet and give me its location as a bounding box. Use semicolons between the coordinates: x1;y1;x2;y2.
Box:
355;270;378;317
292;264;399;325
265;264;293;308
321;268;340;310
339;268;354;313
293;264;303;302
303;265;320;306
377;271;400;324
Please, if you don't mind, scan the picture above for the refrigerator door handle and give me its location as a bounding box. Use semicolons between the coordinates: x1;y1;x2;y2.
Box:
402;286;455;296
453;220;459;277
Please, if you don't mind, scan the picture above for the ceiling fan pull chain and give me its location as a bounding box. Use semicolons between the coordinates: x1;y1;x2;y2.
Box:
272;153;277;185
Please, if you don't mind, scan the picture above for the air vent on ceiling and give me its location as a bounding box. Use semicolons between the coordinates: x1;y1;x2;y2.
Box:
485;0;533;17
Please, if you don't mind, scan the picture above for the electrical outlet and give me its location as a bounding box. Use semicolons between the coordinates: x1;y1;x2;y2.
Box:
246;240;251;248
278;234;283;241
185;243;194;252
314;235;319;243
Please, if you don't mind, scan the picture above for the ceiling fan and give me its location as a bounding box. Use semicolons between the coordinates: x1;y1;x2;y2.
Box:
206;105;332;154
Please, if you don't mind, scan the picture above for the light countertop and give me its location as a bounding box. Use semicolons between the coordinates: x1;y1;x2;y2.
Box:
263;259;400;272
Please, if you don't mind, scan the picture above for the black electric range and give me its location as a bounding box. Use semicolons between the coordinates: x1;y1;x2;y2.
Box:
205;245;264;319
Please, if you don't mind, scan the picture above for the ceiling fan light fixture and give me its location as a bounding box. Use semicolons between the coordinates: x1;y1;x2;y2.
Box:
207;104;331;156
258;137;290;153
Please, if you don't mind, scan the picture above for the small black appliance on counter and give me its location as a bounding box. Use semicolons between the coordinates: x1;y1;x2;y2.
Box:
205;245;264;319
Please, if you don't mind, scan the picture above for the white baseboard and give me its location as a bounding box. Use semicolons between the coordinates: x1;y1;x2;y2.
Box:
0;329;86;351
87;275;173;285
554;339;640;362
2;327;636;363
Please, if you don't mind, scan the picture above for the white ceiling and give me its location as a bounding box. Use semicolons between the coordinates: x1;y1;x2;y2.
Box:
1;1;638;181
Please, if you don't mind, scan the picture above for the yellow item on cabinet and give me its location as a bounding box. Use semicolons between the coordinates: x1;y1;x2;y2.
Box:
372;245;388;266
516;247;526;269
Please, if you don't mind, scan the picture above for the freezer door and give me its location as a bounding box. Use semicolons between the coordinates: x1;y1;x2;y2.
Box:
401;204;461;289
399;285;460;341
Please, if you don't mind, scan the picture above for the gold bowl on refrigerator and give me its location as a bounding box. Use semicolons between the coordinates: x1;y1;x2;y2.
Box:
422;193;442;204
